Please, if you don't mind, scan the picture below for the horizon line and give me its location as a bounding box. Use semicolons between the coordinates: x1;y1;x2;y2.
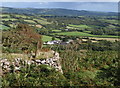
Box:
1;6;118;13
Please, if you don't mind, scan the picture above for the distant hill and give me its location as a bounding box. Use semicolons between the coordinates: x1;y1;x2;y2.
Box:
1;7;117;16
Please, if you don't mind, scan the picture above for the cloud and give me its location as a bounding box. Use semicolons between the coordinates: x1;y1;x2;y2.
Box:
39;2;48;4
1;0;119;2
39;2;43;4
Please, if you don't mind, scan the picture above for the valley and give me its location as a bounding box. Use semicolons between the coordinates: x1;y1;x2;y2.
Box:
0;7;120;87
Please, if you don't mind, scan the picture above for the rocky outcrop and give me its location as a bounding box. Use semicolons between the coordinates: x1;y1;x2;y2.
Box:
0;52;63;74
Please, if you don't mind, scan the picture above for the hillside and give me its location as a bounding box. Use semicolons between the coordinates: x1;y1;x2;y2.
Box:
1;6;120;87
1;7;117;16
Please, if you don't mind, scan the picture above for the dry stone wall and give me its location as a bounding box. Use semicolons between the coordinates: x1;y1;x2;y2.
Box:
0;51;63;75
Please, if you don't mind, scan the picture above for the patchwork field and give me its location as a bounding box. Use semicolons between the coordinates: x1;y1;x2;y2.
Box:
24;20;36;24
52;30;61;32
1;6;120;87
69;24;90;28
53;31;119;38
33;19;51;24
67;24;91;30
0;25;10;30
42;35;60;42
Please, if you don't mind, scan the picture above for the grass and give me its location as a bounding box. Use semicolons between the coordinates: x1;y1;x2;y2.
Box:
35;50;54;59
1;14;51;25
67;24;91;30
42;35;60;42
34;19;51;24
0;25;10;30
15;14;28;18
54;31;93;36
69;24;91;28
52;30;61;32
2;18;17;21
2;53;29;61
84;31;91;33
100;19;118;25
52;31;119;38
0;14;10;17
2;50;54;60
24;20;36;24
1;14;28;18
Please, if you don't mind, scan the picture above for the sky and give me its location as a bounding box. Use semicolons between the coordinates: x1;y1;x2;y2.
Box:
1;2;119;12
0;0;119;2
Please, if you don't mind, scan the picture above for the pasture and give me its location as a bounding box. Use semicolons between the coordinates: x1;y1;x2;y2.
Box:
0;25;10;30
53;31;119;38
42;35;60;42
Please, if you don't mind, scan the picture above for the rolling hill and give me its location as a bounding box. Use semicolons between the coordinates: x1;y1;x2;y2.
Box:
1;7;117;16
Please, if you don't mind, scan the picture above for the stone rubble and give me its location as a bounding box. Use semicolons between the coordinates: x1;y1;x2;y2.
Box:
0;52;63;74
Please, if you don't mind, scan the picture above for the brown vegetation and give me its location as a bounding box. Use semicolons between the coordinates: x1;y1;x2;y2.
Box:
2;24;42;58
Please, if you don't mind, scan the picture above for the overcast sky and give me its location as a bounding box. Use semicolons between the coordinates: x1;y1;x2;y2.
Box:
1;2;118;12
1;0;119;2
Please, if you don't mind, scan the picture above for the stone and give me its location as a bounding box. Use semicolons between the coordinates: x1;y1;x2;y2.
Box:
41;60;46;64
3;65;8;69
0;62;3;66
46;59;50;63
14;67;20;71
35;60;41;63
0;59;7;63
4;61;10;66
0;51;63;74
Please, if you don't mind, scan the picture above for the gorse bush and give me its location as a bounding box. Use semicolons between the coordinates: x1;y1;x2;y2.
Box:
2;38;119;87
60;50;119;86
2;46;119;86
2;64;67;87
39;40;120;86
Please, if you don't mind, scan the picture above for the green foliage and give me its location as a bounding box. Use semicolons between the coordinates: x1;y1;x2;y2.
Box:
0;25;10;30
87;40;120;51
53;31;119;38
91;29;104;35
1;11;120;87
91;28;118;35
50;39;120;51
48;40;119;86
60;50;119;86
2;24;42;53
36;28;49;35
2;64;67;87
1;13;119;38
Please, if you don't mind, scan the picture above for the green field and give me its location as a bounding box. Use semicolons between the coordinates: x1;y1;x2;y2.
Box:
42;35;60;42
68;24;91;29
53;31;119;38
2;18;17;21
24;20;36;24
84;31;91;33
100;19;118;25
34;19;51;24
15;14;28;18
1;13;51;25
69;24;90;28
67;24;91;30
0;25;10;30
52;30;61;32
0;14;10;17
